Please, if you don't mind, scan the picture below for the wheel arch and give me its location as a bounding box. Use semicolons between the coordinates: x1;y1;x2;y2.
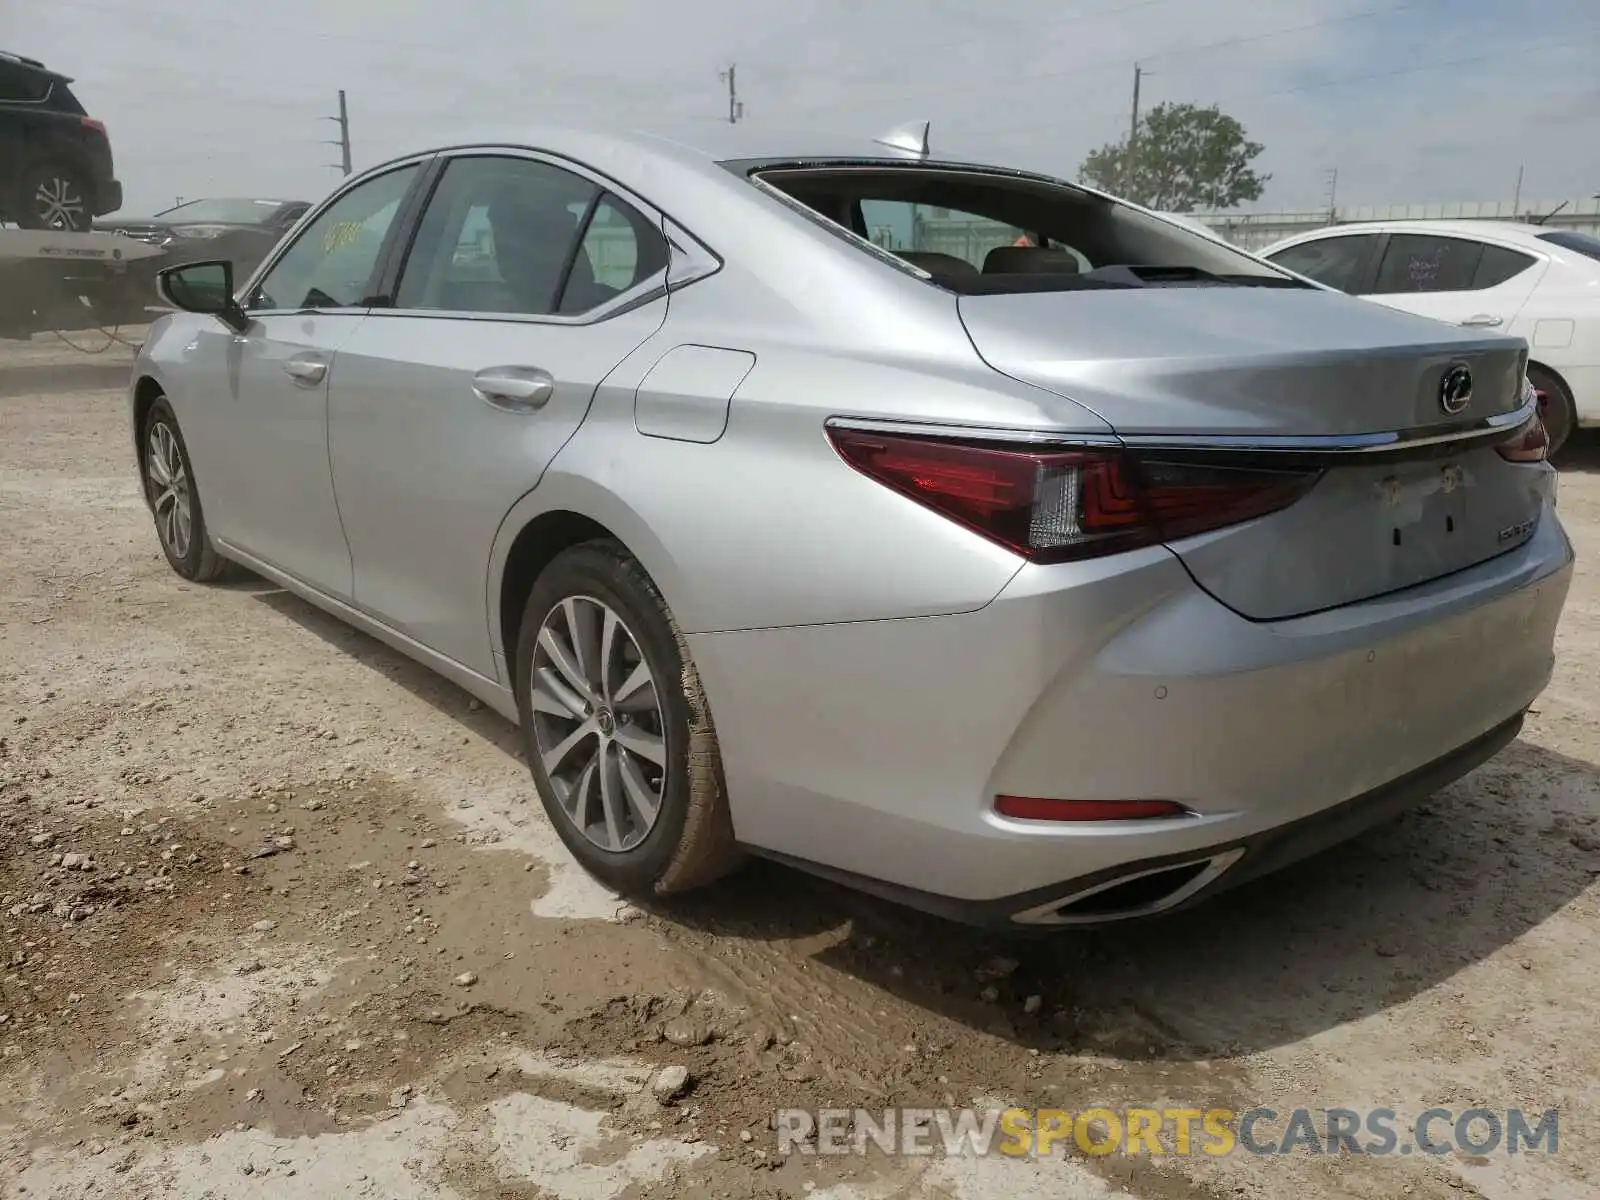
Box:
131;374;166;476
488;473;688;690
1526;358;1573;399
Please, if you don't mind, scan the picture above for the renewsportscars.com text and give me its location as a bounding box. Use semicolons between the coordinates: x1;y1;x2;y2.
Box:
774;1106;1559;1158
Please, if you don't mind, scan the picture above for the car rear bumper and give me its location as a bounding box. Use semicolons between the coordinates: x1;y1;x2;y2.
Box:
755;709;1524;929
689;499;1573;922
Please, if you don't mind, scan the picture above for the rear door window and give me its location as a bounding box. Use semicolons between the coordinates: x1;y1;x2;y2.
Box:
1370;235;1485;295
395;155;598;316
1266;235;1380;293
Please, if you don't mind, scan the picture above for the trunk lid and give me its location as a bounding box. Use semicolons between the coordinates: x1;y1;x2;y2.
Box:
957;287;1528;437
957;287;1541;620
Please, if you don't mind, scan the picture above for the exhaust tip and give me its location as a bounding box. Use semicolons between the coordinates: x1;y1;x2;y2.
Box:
1012;848;1245;926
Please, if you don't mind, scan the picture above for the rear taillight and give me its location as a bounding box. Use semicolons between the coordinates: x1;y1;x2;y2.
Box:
826;426;1317;563
1498;398;1550;464
80;117;106;136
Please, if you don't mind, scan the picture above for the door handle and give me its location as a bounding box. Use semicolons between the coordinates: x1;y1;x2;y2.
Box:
1461;314;1503;328
283;355;328;386
473;367;555;413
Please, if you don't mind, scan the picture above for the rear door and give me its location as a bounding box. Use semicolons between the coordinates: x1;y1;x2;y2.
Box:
1360;232;1546;334
326;151;672;678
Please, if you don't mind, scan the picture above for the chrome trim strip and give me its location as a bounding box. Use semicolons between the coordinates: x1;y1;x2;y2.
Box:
1117;395;1538;454
1011;848;1246;927
823;415;1119;447
825;395;1538;456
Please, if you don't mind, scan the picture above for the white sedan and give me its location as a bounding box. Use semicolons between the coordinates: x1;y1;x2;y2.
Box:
1262;220;1600;452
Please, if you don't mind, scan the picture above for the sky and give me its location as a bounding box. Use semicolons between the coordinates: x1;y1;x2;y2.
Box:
4;0;1597;217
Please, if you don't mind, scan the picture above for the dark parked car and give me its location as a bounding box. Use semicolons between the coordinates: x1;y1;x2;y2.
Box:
95;197;311;294
0;50;121;230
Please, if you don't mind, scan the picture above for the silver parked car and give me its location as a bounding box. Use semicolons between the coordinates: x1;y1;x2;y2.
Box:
133;124;1572;928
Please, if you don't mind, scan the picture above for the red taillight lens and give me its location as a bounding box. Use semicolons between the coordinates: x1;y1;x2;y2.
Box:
80;117;107;135
826;427;1317;562
995;796;1190;822
1498;400;1550;464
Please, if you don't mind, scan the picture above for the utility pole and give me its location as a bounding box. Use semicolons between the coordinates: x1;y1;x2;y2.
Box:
719;64;743;124
323;90;353;175
1324;167;1339;224
1124;64;1142;196
1512;164;1524;216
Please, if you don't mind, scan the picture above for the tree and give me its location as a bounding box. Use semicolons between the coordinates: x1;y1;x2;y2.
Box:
1079;102;1269;212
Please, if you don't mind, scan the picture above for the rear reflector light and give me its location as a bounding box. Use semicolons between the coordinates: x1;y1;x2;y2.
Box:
80;117;106;135
826;427;1318;562
1498;399;1550;463
995;796;1190;822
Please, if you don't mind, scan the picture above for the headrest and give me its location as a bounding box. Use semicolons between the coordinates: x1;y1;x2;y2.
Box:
894;251;979;277
982;246;1082;275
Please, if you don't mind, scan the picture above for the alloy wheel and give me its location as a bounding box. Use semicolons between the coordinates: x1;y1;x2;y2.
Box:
146;421;193;560
34;175;87;230
529;595;667;853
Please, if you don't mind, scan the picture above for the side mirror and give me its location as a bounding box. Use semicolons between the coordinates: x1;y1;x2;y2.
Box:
157;260;249;333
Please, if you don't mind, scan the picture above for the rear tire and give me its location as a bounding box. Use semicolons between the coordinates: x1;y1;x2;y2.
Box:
515;540;741;897
1529;364;1576;459
141;397;234;583
15;161;93;231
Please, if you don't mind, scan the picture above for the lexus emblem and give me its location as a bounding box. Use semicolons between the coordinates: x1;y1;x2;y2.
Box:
1439;364;1473;415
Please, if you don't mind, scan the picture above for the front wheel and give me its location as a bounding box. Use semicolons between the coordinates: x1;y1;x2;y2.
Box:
515;541;741;897
142;397;233;582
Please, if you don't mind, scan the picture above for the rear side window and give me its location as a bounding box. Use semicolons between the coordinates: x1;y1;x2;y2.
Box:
1536;230;1600;263
1472;244;1537;289
1371;235;1485;294
1266;235;1379;293
0;63;51;103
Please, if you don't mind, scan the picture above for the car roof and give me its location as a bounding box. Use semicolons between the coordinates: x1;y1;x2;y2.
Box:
404;121;1027;177
0;50;69;83
1274;219;1560;249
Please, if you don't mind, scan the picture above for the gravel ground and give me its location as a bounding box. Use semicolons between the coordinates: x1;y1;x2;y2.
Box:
3;336;1600;1200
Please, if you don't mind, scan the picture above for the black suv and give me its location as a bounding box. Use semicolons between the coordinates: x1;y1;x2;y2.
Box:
0;50;121;230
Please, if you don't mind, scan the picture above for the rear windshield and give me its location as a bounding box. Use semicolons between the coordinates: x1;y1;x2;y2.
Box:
749;164;1305;293
1536;230;1600;264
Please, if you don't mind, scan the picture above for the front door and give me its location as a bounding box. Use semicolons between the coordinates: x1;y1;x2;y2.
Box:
327;152;673;676
202;162;423;599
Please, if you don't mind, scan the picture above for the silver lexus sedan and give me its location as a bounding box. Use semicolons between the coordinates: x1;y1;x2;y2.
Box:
130;124;1573;928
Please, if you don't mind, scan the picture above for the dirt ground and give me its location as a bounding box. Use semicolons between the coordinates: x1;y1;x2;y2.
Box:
3;331;1600;1200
